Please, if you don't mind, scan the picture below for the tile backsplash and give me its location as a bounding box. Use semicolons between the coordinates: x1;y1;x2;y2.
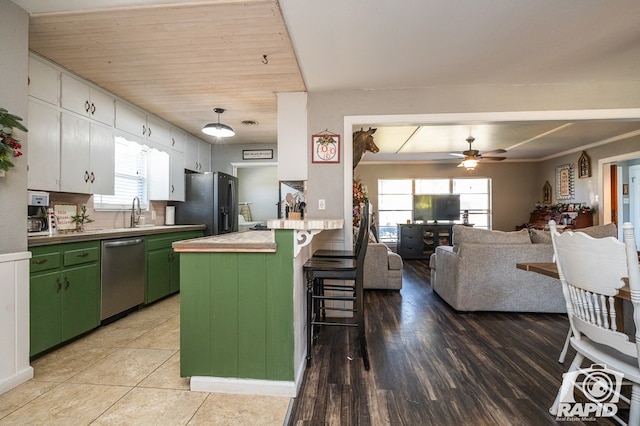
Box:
47;192;167;231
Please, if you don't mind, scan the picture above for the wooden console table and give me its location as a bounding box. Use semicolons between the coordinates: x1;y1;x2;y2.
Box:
518;210;593;230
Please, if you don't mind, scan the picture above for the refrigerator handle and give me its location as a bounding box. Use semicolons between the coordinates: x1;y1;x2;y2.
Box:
230;179;237;231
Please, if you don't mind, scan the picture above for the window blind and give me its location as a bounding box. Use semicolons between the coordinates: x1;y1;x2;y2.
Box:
94;136;148;210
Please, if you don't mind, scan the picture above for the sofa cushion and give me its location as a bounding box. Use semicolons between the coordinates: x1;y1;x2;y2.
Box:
388;251;403;270
530;228;552;244
575;222;617;238
452;226;531;252
529;222;617;243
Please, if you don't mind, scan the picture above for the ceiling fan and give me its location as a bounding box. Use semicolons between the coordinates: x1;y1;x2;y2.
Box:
452;136;506;170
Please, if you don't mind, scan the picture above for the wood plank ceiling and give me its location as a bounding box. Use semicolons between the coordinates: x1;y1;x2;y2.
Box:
27;0;306;145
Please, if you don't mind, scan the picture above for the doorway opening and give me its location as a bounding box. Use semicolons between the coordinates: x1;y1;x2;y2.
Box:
598;151;640;246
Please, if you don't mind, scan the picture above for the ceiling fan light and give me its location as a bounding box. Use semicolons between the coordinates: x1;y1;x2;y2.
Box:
202;107;235;137
461;158;478;170
202;122;235;137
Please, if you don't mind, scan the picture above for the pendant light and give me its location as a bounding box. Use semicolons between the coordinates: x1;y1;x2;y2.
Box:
202;108;235;137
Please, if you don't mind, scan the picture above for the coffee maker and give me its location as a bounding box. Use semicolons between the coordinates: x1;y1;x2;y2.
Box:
27;191;49;234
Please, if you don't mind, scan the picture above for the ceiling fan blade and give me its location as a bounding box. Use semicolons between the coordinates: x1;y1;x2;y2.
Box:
449;153;465;158
481;148;507;155
478;156;506;161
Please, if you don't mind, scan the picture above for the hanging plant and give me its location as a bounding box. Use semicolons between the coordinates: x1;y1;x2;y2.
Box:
0;108;28;172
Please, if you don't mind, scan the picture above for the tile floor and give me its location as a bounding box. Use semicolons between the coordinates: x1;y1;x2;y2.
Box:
0;294;291;425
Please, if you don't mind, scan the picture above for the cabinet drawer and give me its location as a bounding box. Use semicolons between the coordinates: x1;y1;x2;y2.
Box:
30;252;61;273
147;237;175;251
399;227;421;238
400;234;418;243
64;246;99;266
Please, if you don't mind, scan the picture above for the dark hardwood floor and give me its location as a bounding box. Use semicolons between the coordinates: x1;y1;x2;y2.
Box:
287;260;620;425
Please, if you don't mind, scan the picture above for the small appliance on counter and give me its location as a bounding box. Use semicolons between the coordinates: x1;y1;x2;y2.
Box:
27;191;50;235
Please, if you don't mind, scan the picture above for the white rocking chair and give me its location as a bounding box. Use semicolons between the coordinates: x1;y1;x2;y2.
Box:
548;221;640;425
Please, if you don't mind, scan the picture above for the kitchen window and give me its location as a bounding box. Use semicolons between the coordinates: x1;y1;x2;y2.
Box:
94;136;148;210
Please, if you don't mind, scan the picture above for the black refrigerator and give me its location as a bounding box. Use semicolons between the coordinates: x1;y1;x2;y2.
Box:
175;172;238;236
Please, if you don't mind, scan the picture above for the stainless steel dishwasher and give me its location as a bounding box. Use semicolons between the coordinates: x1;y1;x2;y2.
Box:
101;237;146;321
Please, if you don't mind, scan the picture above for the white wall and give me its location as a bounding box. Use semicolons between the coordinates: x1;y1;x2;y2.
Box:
211;142;277;175
237;166;278;221
0;0;32;396
538;137;640;224
304;83;640;244
0;0;29;255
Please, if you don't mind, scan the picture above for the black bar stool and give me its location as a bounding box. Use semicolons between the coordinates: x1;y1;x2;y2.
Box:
303;212;370;370
312;204;369;259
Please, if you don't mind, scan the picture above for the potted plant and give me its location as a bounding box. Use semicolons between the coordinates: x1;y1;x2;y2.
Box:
0;108;28;174
71;204;94;232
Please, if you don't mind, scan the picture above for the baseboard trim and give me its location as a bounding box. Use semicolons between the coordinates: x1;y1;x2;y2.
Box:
0;367;34;396
189;376;296;397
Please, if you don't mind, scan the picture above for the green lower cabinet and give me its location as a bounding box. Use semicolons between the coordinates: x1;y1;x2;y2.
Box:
146;248;172;303
29;241;100;357
146;231;203;304
30;271;64;356
61;263;101;341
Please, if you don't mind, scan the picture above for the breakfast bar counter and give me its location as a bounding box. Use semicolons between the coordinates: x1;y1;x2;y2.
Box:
175;218;343;397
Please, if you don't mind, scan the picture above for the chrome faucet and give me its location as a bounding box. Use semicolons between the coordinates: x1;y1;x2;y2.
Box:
131;196;141;228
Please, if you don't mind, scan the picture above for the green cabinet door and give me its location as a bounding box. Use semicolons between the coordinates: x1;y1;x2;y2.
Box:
169;251;180;294
30;241;101;357
61;263;101;341
146;248;172;303
146;231;204;303
30;271;63;356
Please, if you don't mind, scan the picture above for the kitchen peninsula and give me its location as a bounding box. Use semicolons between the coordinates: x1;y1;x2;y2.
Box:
173;218;343;397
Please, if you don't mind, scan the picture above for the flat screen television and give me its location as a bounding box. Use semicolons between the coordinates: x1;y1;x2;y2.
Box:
413;194;461;222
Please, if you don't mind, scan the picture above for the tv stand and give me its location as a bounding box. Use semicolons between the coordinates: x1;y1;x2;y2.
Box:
397;223;454;259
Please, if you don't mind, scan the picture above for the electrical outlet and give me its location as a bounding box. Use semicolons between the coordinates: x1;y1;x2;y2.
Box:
318;199;326;210
151;210;156;221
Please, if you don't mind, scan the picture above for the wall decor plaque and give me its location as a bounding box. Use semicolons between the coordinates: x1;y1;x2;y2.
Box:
54;204;78;231
312;133;340;163
556;164;574;200
578;151;591;178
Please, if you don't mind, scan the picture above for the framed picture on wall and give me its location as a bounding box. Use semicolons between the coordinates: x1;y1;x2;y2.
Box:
578;151;591;178
556;164;574;200
312;133;340;163
543;181;552;204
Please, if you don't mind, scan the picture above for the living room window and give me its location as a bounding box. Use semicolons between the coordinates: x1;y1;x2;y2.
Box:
378;177;492;242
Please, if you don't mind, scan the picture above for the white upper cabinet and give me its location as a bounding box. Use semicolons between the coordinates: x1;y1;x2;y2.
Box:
184;134;211;173
199;141;211;172
145;115;172;147
61;74;114;126
170;127;185;152
148;148;171;200
27;100;61;191
148;148;185;202
60;113;114;195
170;150;185;201
28;56;59;105
114;100;171;147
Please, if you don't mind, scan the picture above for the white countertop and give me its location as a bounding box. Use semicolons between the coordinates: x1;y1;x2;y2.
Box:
266;218;344;230
172;230;276;253
28;225;205;247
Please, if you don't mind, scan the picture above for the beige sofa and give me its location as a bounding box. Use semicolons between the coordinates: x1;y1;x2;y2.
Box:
429;223;616;312
364;242;403;290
